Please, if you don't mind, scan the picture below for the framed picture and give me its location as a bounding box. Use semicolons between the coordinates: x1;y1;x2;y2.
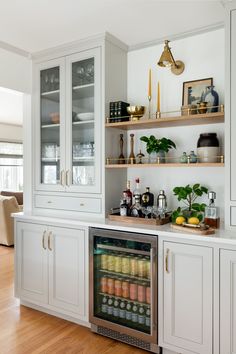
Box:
182;78;213;106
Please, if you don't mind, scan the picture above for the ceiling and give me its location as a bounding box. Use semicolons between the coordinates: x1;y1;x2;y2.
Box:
0;0;225;54
0;88;23;125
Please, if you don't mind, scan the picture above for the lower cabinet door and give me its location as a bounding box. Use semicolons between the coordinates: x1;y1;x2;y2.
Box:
163;242;213;354
16;222;48;303
48;226;87;317
220;249;236;354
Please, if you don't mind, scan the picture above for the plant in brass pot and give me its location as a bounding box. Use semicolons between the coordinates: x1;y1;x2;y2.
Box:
171;184;208;225
140;135;176;163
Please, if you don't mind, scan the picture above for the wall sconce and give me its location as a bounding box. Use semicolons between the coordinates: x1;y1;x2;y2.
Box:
158;40;185;75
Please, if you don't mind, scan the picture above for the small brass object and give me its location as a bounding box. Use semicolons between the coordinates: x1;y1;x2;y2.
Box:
136;150;145;164
127;106;145;121
106;117;110;123
156;111;161;119
106;157;111;165
157;156;160;164
220;155;224;163
158;40;185;75
197;101;208;114
220;104;224;113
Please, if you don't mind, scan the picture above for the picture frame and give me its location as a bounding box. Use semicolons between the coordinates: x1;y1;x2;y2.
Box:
182;78;213;106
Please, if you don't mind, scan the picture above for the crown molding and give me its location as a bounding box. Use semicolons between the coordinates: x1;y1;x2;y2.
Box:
0;40;30;58
128;21;225;52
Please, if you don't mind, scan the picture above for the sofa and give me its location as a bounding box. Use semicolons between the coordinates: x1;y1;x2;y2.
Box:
0;192;23;246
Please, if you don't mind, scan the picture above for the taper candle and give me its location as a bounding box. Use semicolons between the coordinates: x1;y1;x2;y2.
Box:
157;81;160;112
148;69;152;98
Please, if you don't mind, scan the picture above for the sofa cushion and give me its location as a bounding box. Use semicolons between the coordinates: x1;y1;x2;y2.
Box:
0;191;23;206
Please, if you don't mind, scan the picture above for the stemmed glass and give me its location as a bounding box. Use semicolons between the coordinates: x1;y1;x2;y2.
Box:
142;206;153;219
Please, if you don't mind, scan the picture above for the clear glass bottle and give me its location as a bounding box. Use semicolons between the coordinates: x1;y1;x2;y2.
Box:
130;195;142;217
204;191;220;228
133;178;141;204
180;152;188;163
189;150;197;163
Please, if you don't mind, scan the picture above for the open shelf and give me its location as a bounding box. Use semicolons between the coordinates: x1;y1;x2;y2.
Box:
106;162;225;169
105;112;224;130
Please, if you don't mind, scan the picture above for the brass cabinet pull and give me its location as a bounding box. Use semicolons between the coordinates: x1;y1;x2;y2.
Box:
66;170;70;186
48;231;53;251
165;248;170;273
42;230;47;250
60;170;65;187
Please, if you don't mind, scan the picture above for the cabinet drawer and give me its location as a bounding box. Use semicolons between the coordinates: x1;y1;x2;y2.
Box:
35;195;101;213
231;206;236;226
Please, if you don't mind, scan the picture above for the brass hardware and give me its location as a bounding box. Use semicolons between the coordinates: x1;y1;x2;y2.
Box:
156;111;161;119
165;248;170;273
220;104;224;112
42;230;47;250
220;155;224;163
60;170;65;187
48;231;52;251
158;40;185;75
66;170;70;186
80;203;85;206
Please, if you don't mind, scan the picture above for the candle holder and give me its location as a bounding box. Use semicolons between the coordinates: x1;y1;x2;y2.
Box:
156;111;161;119
148;96;152;119
118;134;125;164
129;134;136;164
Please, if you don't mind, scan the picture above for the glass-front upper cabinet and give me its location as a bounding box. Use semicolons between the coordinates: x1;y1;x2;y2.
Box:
66;48;101;194
35;58;66;192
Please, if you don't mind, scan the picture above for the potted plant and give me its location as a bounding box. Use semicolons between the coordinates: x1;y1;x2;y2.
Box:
171;183;208;224
140;135;176;163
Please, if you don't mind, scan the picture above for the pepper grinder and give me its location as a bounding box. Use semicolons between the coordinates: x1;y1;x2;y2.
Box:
118;134;125;164
129;134;136;164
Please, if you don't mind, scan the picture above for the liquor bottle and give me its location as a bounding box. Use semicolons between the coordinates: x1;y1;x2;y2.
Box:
113;299;120;317
138;305;145;325
101;295;108;313
120;199;128;216
107;297;114;315
145;306;151;327
119;300;126;319
131;302;139;323
204;191;220;228
123;181;133;210
125;301;132;322
141;187;154;207
130;195;142;217
133;178;141;204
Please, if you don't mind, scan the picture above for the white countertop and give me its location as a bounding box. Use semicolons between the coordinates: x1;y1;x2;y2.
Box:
12;212;236;246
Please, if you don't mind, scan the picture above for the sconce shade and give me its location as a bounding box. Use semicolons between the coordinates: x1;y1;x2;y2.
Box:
158;40;185;75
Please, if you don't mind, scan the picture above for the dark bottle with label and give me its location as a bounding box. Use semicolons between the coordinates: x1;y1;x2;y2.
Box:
120;199;128;216
141;187;154;207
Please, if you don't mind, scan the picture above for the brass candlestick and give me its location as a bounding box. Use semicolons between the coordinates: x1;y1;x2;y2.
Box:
129;134;136;164
118;134;125;164
136;150;145;164
148;96;151;119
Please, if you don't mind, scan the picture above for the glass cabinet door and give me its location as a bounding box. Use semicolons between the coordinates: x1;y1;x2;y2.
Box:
66;48;101;193
36;59;66;191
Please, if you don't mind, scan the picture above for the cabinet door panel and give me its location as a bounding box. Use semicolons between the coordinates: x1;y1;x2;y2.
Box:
231;9;236;201
220;249;236;354
163;242;212;354
16;222;48;303
48;226;87;317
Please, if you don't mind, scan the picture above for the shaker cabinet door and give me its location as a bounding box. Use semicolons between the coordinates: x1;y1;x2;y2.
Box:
162;242;213;354
16;222;48;304
48;226;88;318
220;249;236;354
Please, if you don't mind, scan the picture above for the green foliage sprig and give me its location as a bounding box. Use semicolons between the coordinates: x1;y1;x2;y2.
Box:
140;135;176;154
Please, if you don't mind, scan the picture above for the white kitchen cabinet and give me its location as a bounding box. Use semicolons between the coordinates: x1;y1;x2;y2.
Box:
220;249;236;354
225;1;236;227
15;221;88;322
159;241;213;354
30;34;128;218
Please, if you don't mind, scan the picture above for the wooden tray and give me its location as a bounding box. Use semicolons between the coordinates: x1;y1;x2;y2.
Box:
108;213;171;226
171;223;215;235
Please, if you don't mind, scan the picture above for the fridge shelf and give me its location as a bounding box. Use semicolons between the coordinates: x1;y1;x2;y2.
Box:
99;292;150;307
99;269;150;283
97;244;150;256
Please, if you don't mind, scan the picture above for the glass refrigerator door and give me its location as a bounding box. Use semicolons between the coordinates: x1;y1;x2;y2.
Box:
71;57;95;187
91;230;157;340
40;66;61;185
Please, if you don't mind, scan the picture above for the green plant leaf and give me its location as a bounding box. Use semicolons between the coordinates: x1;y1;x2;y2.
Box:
193;183;200;190
201;186;208;194
192;203;201;211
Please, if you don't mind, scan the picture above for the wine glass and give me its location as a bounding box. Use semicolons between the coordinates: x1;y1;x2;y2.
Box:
86;63;94;83
142;206;150;219
76;66;85;85
152;206;160;219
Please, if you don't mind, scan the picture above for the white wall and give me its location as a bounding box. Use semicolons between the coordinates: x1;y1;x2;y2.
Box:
0;123;23;142
0;47;31;94
127;29;225;217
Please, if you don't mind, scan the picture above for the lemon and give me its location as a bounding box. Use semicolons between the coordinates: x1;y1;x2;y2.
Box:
176;216;186;225
188;217;200;225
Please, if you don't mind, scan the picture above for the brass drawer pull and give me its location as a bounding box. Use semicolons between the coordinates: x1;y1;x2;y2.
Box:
42;230;47;250
165;248;170;273
48;231;53;251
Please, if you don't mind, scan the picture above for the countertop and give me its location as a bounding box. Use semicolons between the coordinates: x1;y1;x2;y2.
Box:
12;212;236;246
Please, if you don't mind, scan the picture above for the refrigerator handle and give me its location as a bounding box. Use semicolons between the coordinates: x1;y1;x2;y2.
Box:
150;247;157;330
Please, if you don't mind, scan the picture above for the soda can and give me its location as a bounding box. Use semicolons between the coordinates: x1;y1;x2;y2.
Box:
107;277;115;295
146;285;151;304
101;253;108;270
121;279;130;298
114;254;122;273
138;282;146;303
100;276;107;293
130;257;139;276
114;278;122;297
130;281;138;301
137;257;146;278
121;255;131;274
145;256;151;279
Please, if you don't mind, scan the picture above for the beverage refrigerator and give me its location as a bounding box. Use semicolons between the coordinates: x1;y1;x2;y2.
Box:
89;227;160;353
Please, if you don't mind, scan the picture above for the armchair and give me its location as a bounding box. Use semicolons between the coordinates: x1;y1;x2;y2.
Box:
0;195;21;246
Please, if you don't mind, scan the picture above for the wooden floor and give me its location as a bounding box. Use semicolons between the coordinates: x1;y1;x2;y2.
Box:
0;246;149;354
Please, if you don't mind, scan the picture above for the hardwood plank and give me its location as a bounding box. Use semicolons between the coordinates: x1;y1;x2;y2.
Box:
0;246;149;354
